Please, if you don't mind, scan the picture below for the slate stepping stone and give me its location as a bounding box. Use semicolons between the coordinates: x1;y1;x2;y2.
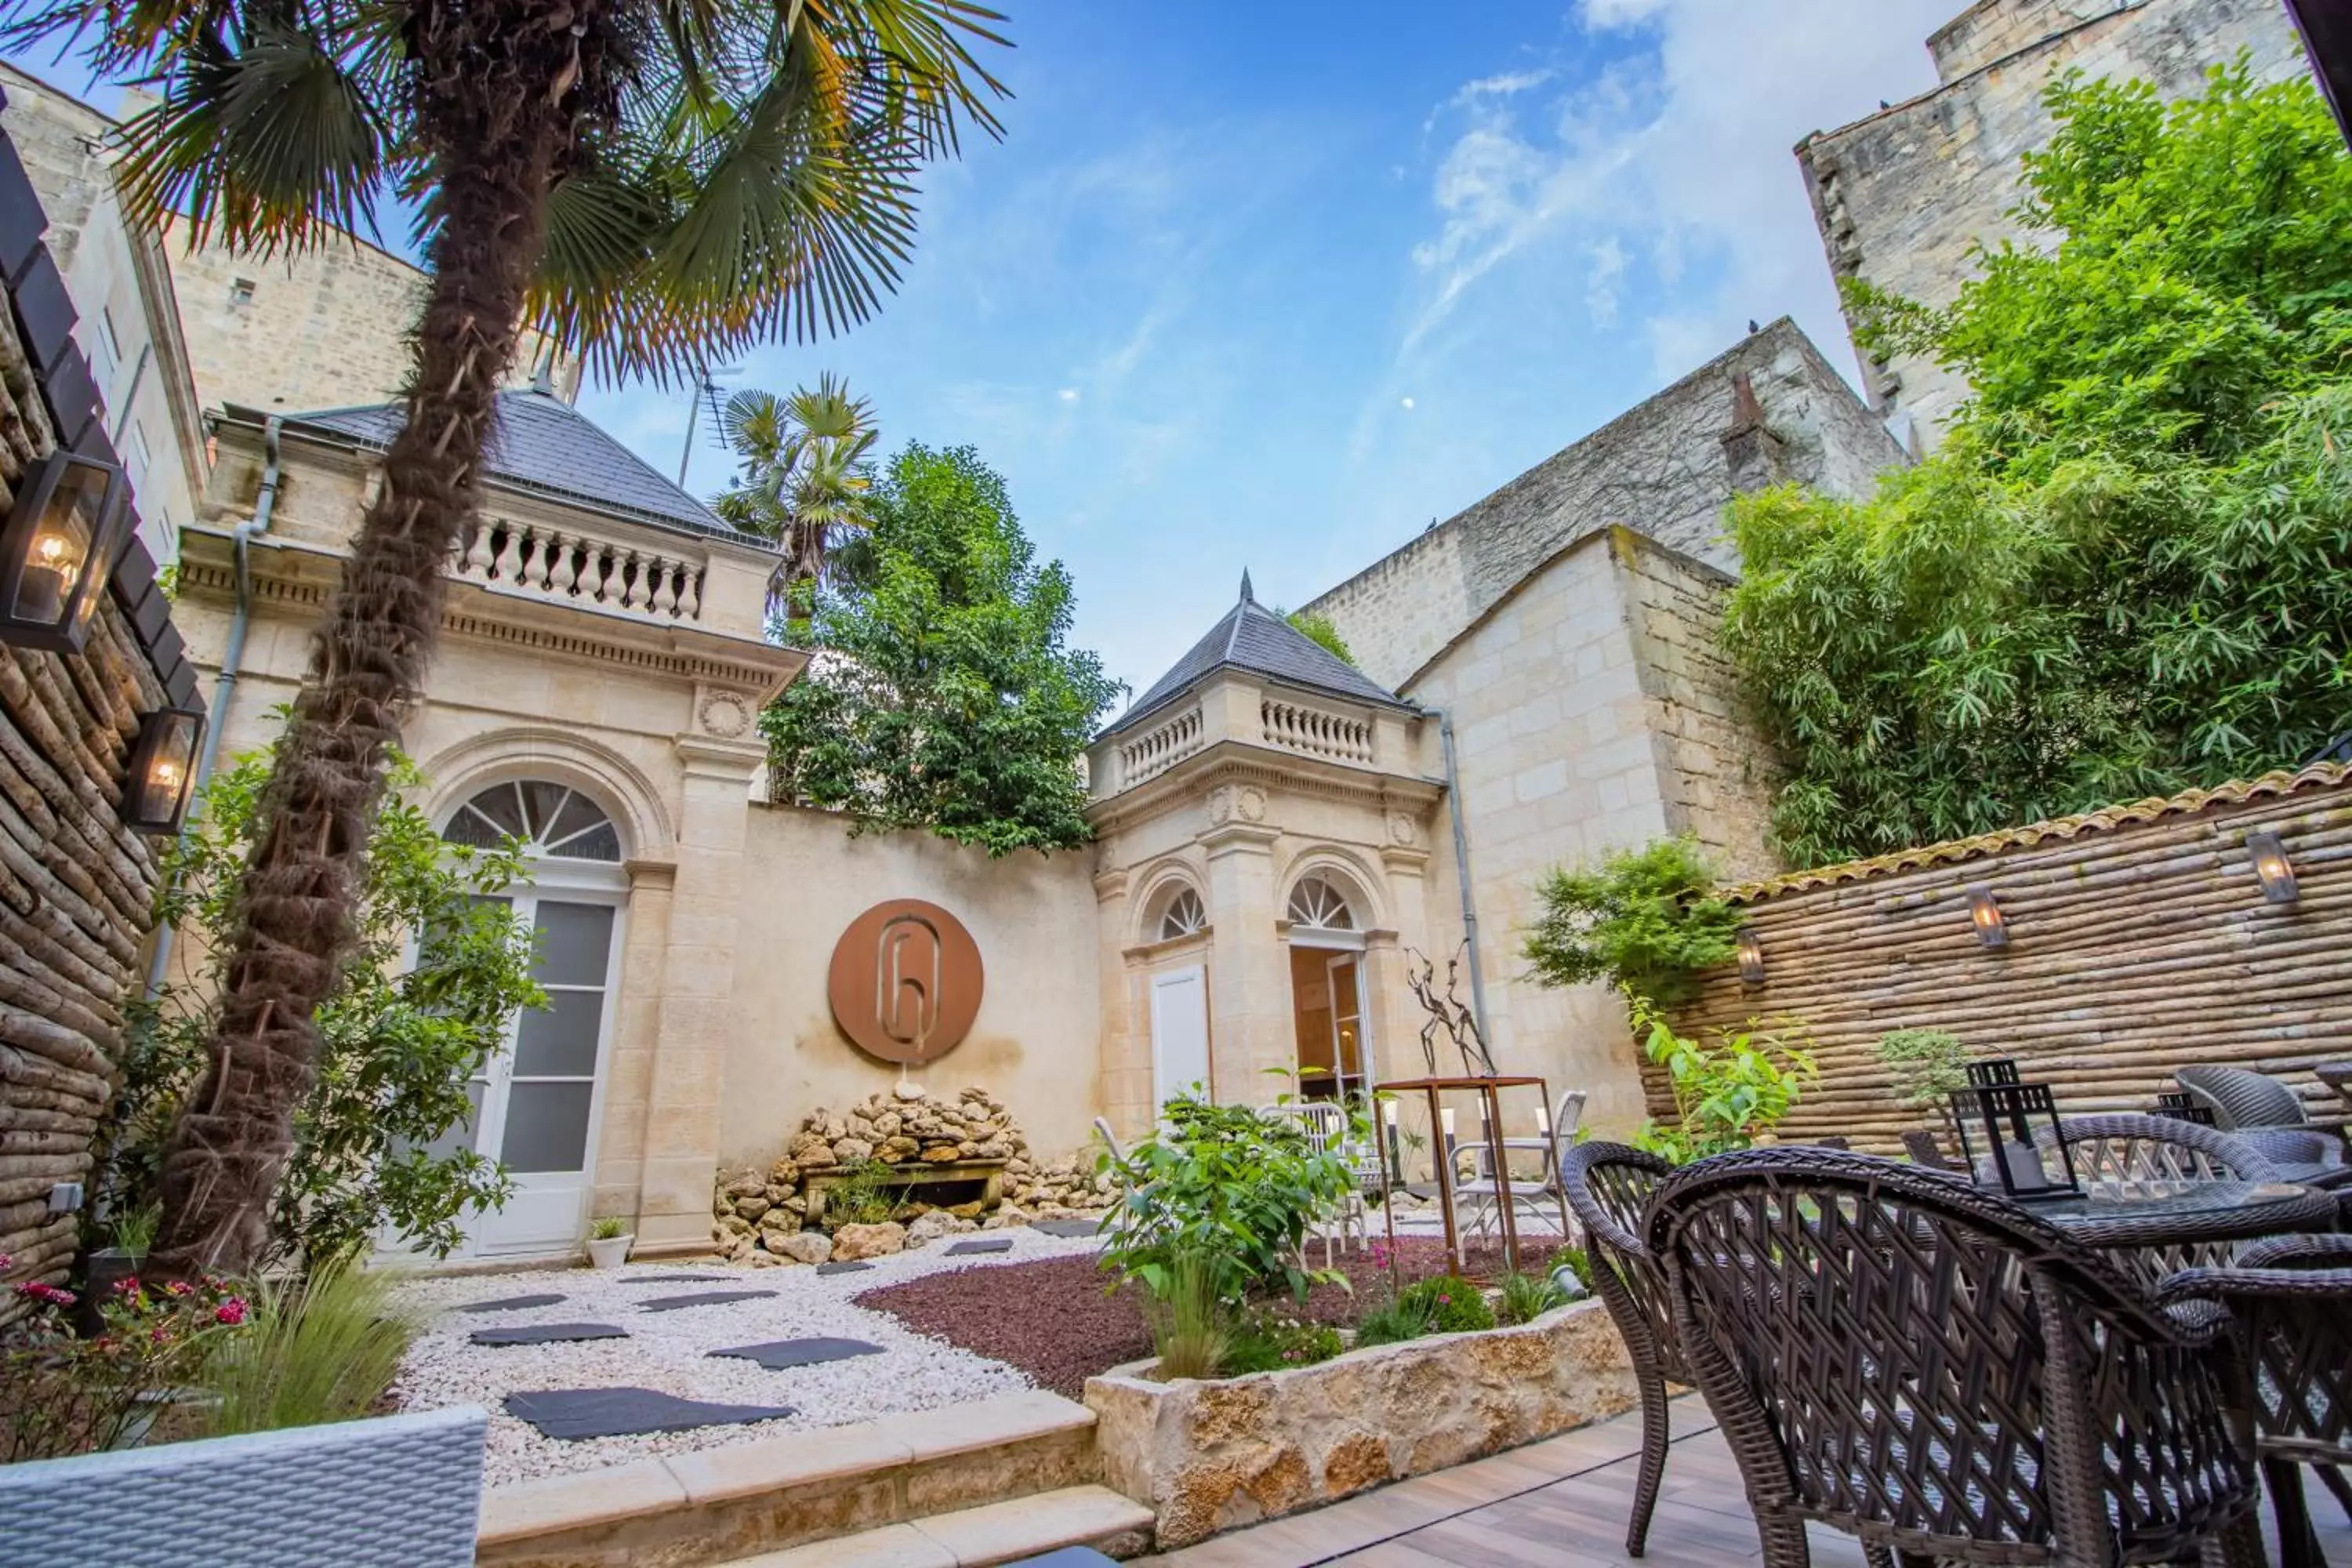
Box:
944;1238;1014;1255
470;1323;630;1347
1032;1219;1104;1239
617;1272;736;1284
1005;1549;1120;1568
707;1337;885;1370
504;1387;793;1441
815;1261;873;1276
635;1290;778;1313
457;1293;567;1313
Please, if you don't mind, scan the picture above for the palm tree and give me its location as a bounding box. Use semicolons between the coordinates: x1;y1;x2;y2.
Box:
713;372;880;619
7;0;1009;1274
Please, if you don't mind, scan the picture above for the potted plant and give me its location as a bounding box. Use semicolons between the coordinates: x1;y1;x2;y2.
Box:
584;1215;633;1269
77;1201;159;1338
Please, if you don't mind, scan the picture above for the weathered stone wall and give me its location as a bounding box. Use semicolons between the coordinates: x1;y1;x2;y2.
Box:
1666;765;2352;1149
1304;319;1903;691
1799;0;2309;443
1085;1300;1637;1550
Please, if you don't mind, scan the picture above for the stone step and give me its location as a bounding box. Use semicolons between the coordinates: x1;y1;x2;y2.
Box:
476;1390;1104;1567
723;1484;1154;1566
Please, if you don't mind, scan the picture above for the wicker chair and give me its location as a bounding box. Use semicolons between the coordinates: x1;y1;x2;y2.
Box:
2176;1063;2312;1131
1649;1148;2266;1568
1559;1141;1685;1557
2038;1112;2282;1278
2159;1233;2352;1568
1900;1128;1957;1171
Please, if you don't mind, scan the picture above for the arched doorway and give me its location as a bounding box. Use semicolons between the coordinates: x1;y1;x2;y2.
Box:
1286;872;1372;1105
436;779;630;1257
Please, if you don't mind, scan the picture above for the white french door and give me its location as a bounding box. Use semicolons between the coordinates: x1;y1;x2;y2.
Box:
1150;964;1212;1116
437;883;626;1258
1326;953;1370;1105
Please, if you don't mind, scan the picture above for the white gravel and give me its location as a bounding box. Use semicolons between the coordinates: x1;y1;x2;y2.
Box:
389;1228;1106;1486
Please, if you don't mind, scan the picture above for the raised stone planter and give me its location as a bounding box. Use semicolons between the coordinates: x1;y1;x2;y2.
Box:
1083;1298;1635;1549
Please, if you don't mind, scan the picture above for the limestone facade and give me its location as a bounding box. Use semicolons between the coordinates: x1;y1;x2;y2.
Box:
1798;0;2310;445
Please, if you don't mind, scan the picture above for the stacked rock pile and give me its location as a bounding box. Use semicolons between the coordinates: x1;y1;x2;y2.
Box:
710;1083;1115;1265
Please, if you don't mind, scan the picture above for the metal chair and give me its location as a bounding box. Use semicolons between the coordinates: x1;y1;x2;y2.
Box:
1456;1088;1588;1243
1264;1101;1377;1261
1560;1141;1684;1558
1091;1115;1126;1167
2159;1232;2352;1568
2176;1063;2313;1130
1650;1148;2266;1568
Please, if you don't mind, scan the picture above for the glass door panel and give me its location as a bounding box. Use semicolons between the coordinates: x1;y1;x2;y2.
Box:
499;898;612;1176
1327;955;1367;1104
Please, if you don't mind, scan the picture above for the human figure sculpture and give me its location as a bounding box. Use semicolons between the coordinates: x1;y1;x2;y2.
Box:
1403;941;1497;1077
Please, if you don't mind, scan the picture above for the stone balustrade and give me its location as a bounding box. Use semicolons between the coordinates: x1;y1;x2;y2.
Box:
1259;696;1375;766
451;515;706;621
1116;705;1203;789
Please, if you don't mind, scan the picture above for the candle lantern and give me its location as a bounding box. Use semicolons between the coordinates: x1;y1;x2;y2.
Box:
1381;1098;1403;1181
2245;830;2299;904
1950;1058;2081;1202
1736;926;1766;986
1965;885;2009;949
2152;1090;2217;1127
0;448;129;654
121;705;203;835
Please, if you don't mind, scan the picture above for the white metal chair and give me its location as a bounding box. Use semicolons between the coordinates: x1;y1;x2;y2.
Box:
1454;1088;1588;1245
1264;1101;1381;1265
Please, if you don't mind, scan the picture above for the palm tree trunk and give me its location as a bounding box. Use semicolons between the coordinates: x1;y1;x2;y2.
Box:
153;0;607;1276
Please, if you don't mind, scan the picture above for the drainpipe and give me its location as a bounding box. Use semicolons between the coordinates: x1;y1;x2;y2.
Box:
1431;708;1494;1044
141;415;281;1000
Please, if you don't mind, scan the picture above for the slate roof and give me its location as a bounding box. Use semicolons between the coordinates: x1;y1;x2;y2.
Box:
1105;572;1413;736
281;387;753;542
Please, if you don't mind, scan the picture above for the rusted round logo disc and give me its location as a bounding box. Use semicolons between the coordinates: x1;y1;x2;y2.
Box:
826;899;985;1065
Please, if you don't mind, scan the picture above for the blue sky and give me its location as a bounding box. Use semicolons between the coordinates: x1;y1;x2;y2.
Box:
584;0;1958;699
19;0;1961;698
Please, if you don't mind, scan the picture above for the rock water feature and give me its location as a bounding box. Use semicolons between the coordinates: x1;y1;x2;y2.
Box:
712;1084;1114;1266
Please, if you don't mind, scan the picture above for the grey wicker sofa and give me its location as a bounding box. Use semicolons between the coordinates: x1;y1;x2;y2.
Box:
0;1403;488;1568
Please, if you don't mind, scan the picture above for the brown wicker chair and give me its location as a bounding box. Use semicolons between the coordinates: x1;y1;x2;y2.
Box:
1559;1141;1684;1558
2159;1233;2352;1568
1900;1128;1957;1171
1650;1148;2265;1568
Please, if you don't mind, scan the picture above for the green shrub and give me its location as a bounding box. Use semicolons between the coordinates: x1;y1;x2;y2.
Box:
1099;1092;1356;1305
1523;837;1742;1007
1351;1294;1429;1348
1878;1029;1973;1123
822;1159;901;1229
194;1261;419;1437
1398;1276;1494;1334
1223;1308;1344;1375
1497;1270;1569;1327
1632;996;1817;1163
1147;1250;1230;1381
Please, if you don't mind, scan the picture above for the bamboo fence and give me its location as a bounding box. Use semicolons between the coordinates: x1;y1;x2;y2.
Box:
1661;766;2352;1152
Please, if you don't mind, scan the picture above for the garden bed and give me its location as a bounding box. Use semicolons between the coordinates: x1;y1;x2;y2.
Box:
1083;1298;1635;1549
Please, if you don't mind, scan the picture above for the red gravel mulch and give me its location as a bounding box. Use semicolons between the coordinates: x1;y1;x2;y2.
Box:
855;1237;1574;1398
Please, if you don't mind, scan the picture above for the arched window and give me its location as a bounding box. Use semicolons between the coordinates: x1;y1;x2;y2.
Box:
1287;876;1356;931
442;780;622;862
1157;887;1207;941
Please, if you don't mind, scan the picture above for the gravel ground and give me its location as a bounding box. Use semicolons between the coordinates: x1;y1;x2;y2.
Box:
390;1227;1106;1486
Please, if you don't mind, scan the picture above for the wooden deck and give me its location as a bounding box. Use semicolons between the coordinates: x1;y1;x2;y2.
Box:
1145;1398;2352;1566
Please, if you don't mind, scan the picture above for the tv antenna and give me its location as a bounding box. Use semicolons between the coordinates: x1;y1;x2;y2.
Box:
678;361;742;485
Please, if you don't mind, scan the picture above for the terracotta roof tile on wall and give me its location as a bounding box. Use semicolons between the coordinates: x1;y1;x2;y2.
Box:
1726;761;2352;904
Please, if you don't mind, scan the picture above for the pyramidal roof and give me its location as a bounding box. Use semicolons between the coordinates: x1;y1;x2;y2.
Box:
282;387;753;542
1105;572;1412;736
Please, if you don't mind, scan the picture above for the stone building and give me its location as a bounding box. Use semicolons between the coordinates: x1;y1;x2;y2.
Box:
1798;0;2311;446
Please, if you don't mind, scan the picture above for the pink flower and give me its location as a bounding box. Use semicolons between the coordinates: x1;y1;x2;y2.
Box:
162;1279;194;1298
213;1298;247;1327
16;1280;74;1306
113;1276;142;1295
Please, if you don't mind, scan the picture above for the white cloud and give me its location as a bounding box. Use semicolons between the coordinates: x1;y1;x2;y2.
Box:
1400;396;1416;410
1058;387;1080;402
1399;0;1951;381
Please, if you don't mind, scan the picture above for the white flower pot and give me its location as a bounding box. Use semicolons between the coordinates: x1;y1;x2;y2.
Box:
585;1234;633;1269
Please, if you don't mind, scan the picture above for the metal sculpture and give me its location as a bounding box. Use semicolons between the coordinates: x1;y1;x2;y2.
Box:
1403;940;1497;1077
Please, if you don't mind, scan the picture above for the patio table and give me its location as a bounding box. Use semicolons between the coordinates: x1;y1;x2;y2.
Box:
2033;1178;2337;1254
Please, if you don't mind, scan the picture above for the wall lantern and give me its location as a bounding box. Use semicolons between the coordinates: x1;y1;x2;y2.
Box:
1965;884;2009;949
121;705;203;835
0;448;130;654
2245;829;2299;904
1950;1058;2082;1203
1736;926;1766;986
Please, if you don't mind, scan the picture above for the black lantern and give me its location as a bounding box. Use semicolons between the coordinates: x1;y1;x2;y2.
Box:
1950;1058;2080;1201
0;448;129;653
1736;926;1766;986
2152;1090;2217;1127
121;705;202;834
2245;829;2298;904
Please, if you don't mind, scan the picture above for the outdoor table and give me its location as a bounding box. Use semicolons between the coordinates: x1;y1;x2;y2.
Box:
2316;1061;2352;1107
2032;1178;2338;1261
1375;1074;1548;1276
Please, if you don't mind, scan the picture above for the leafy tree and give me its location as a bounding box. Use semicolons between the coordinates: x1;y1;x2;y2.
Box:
1724;63;2352;868
1521;837;1743;1007
713;373;880;613
1279;608;1356;666
764;443;1122;855
11;0;1008;1273
100;750;542;1268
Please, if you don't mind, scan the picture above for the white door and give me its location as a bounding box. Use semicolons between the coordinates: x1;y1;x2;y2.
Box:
1150;965;1211;1114
1327;953;1370;1104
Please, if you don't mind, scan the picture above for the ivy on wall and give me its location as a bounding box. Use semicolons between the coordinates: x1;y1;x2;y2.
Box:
1722;64;2352;869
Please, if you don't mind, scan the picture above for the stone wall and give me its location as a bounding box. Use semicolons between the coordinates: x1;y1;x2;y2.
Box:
722;802;1108;1170
1664;765;2352;1149
1798;0;2309;442
0;107;202;1316
1303;319;1904;691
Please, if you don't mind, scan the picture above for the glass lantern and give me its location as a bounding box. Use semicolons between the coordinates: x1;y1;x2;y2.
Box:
121;705;203;835
1950;1058;2082;1202
0;448;129;654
